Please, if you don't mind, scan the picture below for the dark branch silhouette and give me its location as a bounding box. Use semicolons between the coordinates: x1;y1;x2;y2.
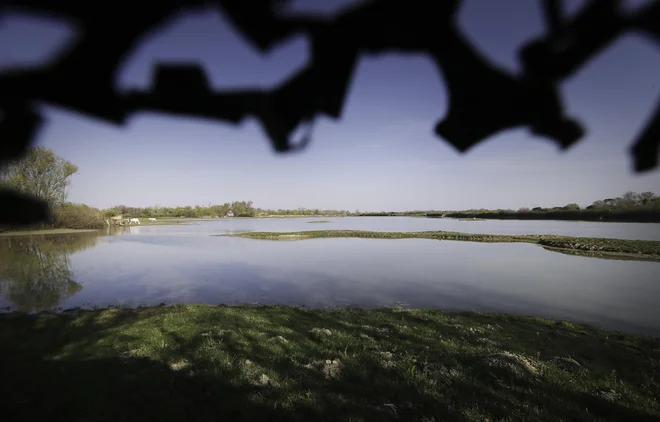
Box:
1;0;658;226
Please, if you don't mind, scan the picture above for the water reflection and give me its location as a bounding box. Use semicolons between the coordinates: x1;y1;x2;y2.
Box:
0;233;99;312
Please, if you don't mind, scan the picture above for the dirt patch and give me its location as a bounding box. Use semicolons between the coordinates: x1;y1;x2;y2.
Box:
482;352;541;378
252;373;278;387
304;359;344;379
169;360;189;371
309;328;332;338
554;356;583;373
379;352;395;369
437;364;464;379
596;389;620;402
268;335;289;344
476;337;501;348
484;323;503;331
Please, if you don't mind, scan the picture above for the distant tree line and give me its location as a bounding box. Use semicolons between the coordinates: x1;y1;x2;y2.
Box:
428;192;660;222
104;201;254;219
358;211;429;217
259;208;354;217
103;202;357;219
104;192;660;223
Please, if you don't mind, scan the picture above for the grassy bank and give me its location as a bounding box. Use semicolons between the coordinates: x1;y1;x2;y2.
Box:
0;218;190;236
1;305;658;421
0;228;99;237
221;230;660;262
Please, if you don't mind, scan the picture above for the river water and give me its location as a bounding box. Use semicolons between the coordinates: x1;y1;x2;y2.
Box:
1;217;658;336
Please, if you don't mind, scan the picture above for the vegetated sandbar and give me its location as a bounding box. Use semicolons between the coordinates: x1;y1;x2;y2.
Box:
1;304;658;421
217;230;660;262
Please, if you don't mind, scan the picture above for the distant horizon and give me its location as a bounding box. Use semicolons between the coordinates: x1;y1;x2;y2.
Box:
4;0;660;212
94;190;658;214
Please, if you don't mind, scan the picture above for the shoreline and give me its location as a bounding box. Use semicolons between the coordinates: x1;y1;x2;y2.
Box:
0;228;99;237
1;304;658;421
0;219;193;237
219;230;660;262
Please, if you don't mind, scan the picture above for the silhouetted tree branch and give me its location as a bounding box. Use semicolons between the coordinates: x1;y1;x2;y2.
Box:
0;0;658;226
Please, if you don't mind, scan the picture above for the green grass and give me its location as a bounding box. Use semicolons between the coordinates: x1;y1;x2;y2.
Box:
1;305;659;421
221;230;660;262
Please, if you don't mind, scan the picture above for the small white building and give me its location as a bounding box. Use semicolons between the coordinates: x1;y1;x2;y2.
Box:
225;211;234;218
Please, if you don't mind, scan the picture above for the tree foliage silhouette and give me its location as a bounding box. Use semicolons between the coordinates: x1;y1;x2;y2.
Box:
0;0;658;226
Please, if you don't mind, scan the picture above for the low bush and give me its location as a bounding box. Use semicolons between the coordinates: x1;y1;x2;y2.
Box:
51;203;106;229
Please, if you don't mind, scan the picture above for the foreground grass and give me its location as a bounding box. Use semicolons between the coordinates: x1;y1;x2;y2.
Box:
223;230;660;262
1;305;658;421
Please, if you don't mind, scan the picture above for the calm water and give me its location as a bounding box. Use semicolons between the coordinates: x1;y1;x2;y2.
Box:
1;217;659;336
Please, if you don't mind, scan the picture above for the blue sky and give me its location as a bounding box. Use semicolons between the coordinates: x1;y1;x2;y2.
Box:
2;0;659;211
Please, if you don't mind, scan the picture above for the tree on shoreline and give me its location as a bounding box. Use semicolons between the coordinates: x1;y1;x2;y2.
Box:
585;192;659;211
0;147;107;231
0;147;78;206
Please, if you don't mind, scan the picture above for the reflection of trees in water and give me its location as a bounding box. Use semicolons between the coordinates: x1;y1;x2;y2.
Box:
103;226;136;236
0;233;99;312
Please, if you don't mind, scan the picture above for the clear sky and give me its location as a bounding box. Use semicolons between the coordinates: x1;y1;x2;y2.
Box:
2;0;659;211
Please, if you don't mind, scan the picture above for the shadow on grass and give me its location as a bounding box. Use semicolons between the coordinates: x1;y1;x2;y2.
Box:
1;305;659;421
